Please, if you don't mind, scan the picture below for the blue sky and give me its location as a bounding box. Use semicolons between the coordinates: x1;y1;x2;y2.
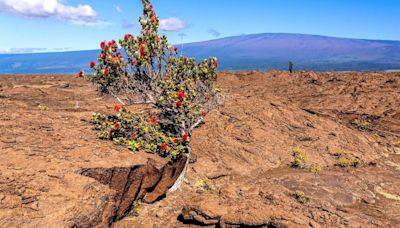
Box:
0;0;399;53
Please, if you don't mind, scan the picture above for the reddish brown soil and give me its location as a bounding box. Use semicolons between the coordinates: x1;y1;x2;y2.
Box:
1;71;399;227
0;75;186;227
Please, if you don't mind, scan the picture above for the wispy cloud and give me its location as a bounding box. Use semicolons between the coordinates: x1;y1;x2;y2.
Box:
122;19;136;29
0;48;46;54
0;0;107;26
115;5;121;13
0;47;71;54
208;29;221;37
159;17;188;32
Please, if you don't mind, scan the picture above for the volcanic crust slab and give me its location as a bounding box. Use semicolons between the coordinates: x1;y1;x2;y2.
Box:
1;71;400;227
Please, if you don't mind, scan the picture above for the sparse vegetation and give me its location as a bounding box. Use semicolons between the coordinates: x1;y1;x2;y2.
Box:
332;149;360;167
336;157;360;167
291;146;307;168
351;119;372;131
294;191;310;204
195;179;214;190
130;200;142;217
37;104;48;111
309;164;322;174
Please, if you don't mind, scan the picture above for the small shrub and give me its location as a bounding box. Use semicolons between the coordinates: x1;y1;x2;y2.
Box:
294;191;310;204
80;0;219;159
351;119;372;131
130;200;142;216
309;164;322;174
37;104;48;111
332;149;360;168
195;179;214;190
336;157;360;167
291;146;307;168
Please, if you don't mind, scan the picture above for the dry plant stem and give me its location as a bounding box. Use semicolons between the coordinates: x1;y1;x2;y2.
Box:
169;117;203;192
168;149;190;192
110;92;126;105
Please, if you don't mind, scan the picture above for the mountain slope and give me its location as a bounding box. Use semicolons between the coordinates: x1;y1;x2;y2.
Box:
1;33;400;74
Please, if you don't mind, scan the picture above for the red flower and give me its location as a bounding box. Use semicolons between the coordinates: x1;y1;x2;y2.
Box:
114;123;119;129
103;68;109;76
174;47;178;53
183;57;187;64
201;111;208;117
173;138;179;144
89;61;96;68
139;44;145;54
133;59;138;65
131;133;137;139
213;58;218;68
176;100;183;108
160;143;169;151
147;115;158;125
176;90;186;99
77;70;84;78
150;16;156;23
100;41;106;49
113;105;123;112
182;134;188;141
124;34;133;40
108;39;116;46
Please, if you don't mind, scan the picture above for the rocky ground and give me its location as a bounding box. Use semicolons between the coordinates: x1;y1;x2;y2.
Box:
0;71;399;227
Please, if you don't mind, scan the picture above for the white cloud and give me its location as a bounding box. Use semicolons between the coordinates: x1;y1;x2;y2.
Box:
159;17;188;32
0;47;46;53
115;5;121;13
0;0;105;26
0;47;71;53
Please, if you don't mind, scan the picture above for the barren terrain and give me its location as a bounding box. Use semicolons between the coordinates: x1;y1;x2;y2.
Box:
0;71;399;227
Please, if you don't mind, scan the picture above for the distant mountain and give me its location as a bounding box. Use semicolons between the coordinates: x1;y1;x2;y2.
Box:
1;33;400;74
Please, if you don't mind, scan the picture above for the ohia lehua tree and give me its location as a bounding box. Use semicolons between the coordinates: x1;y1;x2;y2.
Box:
78;0;219;160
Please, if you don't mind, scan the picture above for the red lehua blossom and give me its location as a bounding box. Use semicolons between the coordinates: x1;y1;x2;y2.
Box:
131;133;137;139
89;61;96;68
150;16;156;23
174;47;178;53
109;39;116;46
103;68;109;76
182;134;188;141
183;57;187;64
113;105;123;112
124;34;132;40
100;41;106;49
176;90;186;99
147;115;158;125
173;138;179;144
160;143;168;151
114;123;119;129
133;59;138;65
201;111;208;117
176;100;183;108
77;70;84;78
139;44;145;54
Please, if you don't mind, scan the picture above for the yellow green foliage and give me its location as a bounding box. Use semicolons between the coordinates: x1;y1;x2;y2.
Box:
294;191;310;204
195;179;214;190
291;146;307;168
37;104;48;111
131;200;142;216
309;164;322;174
333;149;360;167
336;157;360;167
352;119;372;131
